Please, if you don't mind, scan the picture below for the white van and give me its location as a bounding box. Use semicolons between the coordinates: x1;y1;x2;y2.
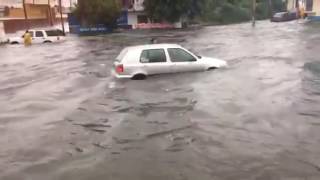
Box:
9;29;65;44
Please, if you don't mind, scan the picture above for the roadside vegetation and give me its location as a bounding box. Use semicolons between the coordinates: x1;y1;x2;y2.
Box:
73;0;287;27
195;0;286;24
73;0;121;26
143;0;287;24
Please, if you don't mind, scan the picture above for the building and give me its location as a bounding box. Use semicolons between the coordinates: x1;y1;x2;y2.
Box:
287;0;320;20
0;0;76;33
118;0;148;28
119;0;181;29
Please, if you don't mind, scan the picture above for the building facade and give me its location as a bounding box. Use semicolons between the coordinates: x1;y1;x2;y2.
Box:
287;0;320;18
0;0;75;33
119;0;181;29
118;0;148;28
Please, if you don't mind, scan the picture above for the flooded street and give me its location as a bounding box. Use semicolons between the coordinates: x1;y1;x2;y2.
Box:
1;21;320;180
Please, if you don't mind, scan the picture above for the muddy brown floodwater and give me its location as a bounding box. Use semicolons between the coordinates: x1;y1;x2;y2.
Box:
1;21;320;180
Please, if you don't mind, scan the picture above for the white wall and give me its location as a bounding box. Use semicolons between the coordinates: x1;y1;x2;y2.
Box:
0;21;6;43
0;0;22;7
128;13;137;26
287;0;296;10
133;0;144;11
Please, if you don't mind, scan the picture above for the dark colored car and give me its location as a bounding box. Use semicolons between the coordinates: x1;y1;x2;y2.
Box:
271;11;298;22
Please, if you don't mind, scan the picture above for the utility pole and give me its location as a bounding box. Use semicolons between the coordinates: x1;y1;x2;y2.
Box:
59;0;65;35
22;0;29;29
48;0;53;26
268;0;273;18
252;0;256;27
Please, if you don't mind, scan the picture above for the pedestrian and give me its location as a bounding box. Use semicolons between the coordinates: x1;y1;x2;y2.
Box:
24;30;32;46
300;6;305;19
150;38;157;44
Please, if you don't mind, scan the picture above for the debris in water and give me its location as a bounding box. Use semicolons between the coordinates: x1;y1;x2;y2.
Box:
66;151;73;156
90;129;107;133
77;107;88;111
93;143;110;149
73;123;111;128
75;147;84;153
112;137;135;144
147;120;169;125
111;151;121;155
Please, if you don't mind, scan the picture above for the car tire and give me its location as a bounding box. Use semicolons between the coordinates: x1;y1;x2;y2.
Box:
10;42;19;45
131;74;147;80
44;41;52;43
208;67;217;71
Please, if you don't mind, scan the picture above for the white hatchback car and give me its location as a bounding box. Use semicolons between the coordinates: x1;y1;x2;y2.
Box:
9;29;65;44
113;44;227;80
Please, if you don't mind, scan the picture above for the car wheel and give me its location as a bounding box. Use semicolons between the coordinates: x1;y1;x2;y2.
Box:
208;67;217;71
131;74;147;80
10;41;19;44
44;41;52;43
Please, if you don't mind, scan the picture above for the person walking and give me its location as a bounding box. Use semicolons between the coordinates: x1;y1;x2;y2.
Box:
23;30;32;46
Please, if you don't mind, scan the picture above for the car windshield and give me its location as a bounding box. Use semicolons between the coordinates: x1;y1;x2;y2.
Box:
274;12;286;18
116;48;129;62
187;48;201;58
45;30;64;36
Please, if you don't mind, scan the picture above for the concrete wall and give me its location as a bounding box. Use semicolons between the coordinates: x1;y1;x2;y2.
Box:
133;0;144;11
313;0;320;16
127;12;137;25
8;4;50;19
0;21;6;43
287;0;296;10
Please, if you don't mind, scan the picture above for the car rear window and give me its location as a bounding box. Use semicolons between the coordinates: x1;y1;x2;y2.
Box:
274;13;286;18
140;49;166;63
116;48;129;62
45;30;64;36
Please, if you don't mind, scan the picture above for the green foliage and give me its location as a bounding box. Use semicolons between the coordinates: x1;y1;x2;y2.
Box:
198;0;286;24
73;0;121;26
143;0;192;23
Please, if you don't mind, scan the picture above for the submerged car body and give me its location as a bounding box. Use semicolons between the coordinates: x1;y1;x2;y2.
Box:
9;29;65;44
112;44;227;79
271;11;298;22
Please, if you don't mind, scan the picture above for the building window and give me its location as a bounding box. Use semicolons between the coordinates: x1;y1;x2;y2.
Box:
137;15;148;23
306;0;313;11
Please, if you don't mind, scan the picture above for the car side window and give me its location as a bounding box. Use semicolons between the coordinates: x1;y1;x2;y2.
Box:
36;31;44;37
140;49;167;63
168;48;197;62
29;31;34;37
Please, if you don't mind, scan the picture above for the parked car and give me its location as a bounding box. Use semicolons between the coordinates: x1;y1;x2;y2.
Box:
9;29;65;44
112;44;227;80
271;11;298;22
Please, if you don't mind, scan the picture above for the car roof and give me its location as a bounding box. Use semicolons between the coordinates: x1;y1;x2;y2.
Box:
126;44;182;51
28;28;62;31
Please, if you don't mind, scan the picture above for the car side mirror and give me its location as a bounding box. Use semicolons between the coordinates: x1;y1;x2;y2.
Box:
197;55;202;59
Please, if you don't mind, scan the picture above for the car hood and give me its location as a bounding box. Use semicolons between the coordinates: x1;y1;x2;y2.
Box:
9;37;22;41
201;56;228;68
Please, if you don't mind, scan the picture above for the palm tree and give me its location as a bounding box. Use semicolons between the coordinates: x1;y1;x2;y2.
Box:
22;0;29;29
59;0;65;34
48;0;53;26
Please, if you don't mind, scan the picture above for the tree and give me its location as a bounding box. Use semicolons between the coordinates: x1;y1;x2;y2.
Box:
143;0;192;23
73;0;121;26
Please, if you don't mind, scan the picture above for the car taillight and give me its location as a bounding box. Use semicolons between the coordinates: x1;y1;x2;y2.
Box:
116;64;124;73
